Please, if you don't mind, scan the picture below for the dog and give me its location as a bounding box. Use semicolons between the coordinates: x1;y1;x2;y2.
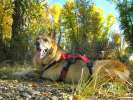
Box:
33;34;130;83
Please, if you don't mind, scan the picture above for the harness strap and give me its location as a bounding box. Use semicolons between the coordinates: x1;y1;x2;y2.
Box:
58;59;93;81
58;58;78;81
58;67;69;81
87;61;93;75
43;60;59;71
40;60;61;78
41;53;93;81
41;60;71;81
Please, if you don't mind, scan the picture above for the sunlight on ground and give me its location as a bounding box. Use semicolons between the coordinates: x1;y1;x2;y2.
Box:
0;64;132;99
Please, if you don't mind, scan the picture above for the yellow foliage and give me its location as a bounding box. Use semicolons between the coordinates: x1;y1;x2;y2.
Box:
0;0;13;42
2;15;13;40
87;4;116;40
29;3;51;32
91;4;104;15
113;33;121;45
106;13;116;27
49;3;62;25
88;4;105;39
67;0;74;3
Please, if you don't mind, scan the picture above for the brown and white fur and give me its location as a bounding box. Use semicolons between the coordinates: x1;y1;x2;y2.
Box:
33;34;130;83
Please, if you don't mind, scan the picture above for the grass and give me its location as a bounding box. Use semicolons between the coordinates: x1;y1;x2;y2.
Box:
0;64;36;80
73;70;133;100
0;64;133;99
0;64;73;88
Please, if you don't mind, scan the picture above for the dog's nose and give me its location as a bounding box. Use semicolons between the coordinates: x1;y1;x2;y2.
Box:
45;48;48;52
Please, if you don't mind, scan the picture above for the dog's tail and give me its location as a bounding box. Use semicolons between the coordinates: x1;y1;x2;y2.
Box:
93;60;130;82
114;68;130;82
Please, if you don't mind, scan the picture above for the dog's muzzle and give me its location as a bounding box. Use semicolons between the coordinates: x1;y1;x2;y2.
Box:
35;41;49;59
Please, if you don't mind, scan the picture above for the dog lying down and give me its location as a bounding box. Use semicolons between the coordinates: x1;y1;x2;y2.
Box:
33;34;130;83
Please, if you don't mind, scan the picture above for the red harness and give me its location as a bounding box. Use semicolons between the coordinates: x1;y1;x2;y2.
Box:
58;53;90;81
60;53;90;63
41;52;91;81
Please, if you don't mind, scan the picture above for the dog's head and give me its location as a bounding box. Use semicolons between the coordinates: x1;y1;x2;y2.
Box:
35;34;55;59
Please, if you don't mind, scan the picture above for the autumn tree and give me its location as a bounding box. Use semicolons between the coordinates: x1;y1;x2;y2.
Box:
10;0;48;62
49;3;62;39
108;0;133;51
0;0;13;61
62;0;116;60
62;1;78;53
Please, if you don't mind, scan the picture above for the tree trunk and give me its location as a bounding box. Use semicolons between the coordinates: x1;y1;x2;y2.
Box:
11;0;25;61
12;0;24;40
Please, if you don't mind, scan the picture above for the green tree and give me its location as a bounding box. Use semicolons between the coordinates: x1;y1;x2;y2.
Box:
11;0;48;62
0;0;13;61
49;3;62;39
11;0;33;61
62;0;116;60
62;1;78;53
108;0;133;51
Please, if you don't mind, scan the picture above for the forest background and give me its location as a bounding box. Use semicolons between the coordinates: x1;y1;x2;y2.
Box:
0;0;133;66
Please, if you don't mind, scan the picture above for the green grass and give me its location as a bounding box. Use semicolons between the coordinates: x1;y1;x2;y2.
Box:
0;64;133;99
0;64;74;88
0;64;35;80
73;72;133;100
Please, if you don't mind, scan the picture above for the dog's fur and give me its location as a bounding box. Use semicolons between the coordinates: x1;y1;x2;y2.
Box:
33;34;130;83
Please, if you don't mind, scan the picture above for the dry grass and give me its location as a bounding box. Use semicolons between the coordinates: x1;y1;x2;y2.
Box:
73;68;133;100
0;64;133;99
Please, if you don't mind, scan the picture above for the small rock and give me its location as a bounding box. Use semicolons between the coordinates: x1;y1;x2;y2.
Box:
51;96;58;100
51;89;60;95
64;87;73;93
68;95;73;100
31;90;40;95
0;96;3;100
61;93;68;100
41;92;50;97
32;95;42;100
20;92;31;99
39;96;47;100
